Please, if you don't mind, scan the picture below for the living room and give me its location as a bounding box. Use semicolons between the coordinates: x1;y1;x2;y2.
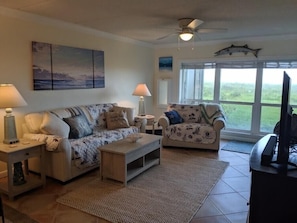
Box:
0;2;297;144
0;1;297;223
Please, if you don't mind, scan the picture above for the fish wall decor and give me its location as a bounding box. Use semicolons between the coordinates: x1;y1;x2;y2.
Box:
214;44;261;58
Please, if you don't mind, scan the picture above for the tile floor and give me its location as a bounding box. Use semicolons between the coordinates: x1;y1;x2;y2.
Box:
2;140;251;223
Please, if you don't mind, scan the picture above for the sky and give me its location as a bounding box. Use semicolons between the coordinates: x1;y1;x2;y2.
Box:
204;68;297;85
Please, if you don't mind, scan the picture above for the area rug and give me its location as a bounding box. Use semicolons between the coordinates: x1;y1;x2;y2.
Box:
57;150;228;223
221;141;255;154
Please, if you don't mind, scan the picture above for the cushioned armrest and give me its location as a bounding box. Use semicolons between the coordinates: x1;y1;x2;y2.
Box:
158;115;170;128
23;133;67;152
213;117;226;131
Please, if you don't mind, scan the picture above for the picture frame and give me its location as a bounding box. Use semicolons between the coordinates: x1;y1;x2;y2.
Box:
32;41;105;90
159;56;173;71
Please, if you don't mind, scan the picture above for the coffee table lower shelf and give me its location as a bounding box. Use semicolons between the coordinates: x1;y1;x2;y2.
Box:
100;134;162;186
127;157;160;182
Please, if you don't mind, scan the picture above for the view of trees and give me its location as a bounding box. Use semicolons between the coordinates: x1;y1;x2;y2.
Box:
180;64;297;138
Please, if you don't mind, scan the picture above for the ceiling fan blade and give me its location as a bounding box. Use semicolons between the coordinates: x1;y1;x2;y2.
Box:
196;28;227;33
156;32;177;40
187;19;204;29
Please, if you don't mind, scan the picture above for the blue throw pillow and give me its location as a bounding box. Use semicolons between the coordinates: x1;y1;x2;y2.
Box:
164;110;184;124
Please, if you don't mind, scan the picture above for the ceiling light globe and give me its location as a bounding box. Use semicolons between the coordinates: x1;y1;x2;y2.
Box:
179;33;193;41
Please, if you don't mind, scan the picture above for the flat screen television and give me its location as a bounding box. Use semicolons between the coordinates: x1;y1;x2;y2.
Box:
276;71;292;166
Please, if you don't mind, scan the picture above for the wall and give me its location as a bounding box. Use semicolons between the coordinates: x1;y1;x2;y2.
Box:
1;8;297;143
0;10;154;142
153;36;297;118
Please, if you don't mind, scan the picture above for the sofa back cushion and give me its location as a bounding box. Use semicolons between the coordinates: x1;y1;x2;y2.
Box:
168;104;202;123
84;103;115;128
24;103;118;138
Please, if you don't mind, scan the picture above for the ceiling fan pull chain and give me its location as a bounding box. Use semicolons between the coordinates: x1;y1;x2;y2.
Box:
177;36;181;51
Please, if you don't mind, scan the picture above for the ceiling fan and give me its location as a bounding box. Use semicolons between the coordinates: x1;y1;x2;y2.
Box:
158;18;226;41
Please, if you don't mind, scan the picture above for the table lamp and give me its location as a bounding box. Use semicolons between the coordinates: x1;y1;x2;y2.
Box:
0;84;27;144
132;83;151;116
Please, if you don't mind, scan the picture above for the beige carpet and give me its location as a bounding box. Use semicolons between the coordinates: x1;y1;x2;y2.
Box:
57;150;228;223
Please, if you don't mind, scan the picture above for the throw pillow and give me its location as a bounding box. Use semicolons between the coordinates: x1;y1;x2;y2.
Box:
105;111;130;130
164;110;184;125
40;112;70;138
112;106;136;126
63;115;93;139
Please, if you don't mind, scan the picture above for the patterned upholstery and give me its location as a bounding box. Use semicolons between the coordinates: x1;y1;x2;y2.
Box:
24;103;142;170
164;123;216;144
160;103;226;149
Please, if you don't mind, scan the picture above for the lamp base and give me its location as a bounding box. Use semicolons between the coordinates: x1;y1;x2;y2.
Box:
3;115;19;144
138;97;146;116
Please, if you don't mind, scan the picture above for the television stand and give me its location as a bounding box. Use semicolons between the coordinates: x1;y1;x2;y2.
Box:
260;134;297;173
249;134;297;223
270;160;297;173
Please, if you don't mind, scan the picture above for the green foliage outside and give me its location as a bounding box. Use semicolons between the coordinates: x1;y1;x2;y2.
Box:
203;82;297;133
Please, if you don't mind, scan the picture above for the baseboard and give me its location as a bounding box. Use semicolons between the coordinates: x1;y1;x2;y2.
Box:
221;131;263;143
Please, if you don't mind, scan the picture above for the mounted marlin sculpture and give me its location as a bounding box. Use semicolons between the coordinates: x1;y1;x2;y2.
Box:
214;44;261;58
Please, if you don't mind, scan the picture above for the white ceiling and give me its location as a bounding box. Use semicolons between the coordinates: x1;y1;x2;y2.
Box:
1;0;297;45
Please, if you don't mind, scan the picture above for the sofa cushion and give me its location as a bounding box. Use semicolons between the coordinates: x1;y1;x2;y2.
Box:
165;123;216;144
112;106;135;126
40;112;70;138
69;129;124;169
25;112;44;133
164;110;184;124
105;111;130;130
63;115;93;139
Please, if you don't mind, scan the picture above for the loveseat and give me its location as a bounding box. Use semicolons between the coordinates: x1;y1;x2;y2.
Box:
22;103;146;183
158;103;226;151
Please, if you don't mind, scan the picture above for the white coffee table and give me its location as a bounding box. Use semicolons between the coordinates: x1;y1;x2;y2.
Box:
100;133;162;185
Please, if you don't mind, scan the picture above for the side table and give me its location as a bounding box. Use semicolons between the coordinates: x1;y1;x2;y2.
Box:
0;140;46;200
135;115;162;135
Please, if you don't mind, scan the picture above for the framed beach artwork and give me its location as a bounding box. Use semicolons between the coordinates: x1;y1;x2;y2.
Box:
32;41;105;90
159;56;173;71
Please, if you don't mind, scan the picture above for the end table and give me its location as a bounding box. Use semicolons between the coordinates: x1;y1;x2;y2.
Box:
135;115;161;134
0;140;46;200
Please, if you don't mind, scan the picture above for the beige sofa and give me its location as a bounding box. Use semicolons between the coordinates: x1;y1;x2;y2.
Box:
22;103;146;183
158;103;226;151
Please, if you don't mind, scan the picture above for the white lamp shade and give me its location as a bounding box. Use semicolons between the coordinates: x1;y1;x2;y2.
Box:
132;84;152;97
0;84;27;108
179;32;193;41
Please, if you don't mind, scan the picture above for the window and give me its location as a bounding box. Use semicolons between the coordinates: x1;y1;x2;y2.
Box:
157;79;171;106
180;63;215;103
180;61;297;138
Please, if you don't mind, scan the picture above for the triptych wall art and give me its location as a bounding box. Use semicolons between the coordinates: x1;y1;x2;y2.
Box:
32;41;105;90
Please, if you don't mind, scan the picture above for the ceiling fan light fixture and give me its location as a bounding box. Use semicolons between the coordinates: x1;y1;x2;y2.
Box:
179;32;193;41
